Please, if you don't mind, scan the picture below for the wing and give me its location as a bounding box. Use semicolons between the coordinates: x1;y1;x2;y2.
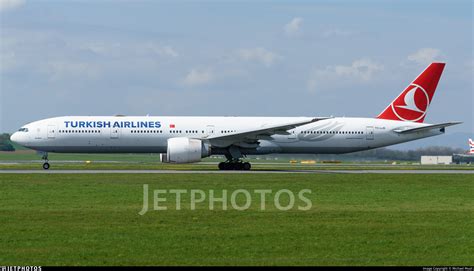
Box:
207;117;330;147
393;121;462;134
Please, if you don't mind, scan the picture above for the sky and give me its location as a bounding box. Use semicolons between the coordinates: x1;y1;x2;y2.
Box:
0;0;472;148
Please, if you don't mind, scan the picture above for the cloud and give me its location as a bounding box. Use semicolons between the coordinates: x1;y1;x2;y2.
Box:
80;41;179;58
308;59;384;91
0;0;24;12
141;43;179;58
0;28;182;87
407;48;442;65
321;28;354;38
284;17;303;36
238;47;279;67
0;51;17;73
182;68;214;87
42;61;101;82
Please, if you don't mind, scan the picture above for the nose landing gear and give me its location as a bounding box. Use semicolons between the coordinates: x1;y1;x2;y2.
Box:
41;153;50;170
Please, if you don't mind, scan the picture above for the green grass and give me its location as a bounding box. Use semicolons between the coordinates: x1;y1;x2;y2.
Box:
0;173;472;265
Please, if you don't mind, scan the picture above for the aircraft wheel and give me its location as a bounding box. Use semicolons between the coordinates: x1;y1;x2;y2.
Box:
219;162;232;170
243;162;251;171
43;162;50;170
234;163;243;170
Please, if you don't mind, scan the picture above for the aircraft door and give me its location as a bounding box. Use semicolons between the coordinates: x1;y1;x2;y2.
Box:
110;128;120;139
366;126;374;140
47;125;57;139
287;130;297;139
205;125;215;138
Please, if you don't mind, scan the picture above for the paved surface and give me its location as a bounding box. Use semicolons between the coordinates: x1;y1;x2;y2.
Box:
2;161;463;167
0;169;472;174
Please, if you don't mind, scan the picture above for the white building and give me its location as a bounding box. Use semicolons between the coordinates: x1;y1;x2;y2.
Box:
420;156;452;165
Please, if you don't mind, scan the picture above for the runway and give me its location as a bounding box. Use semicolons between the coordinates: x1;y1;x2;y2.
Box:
0;169;473;174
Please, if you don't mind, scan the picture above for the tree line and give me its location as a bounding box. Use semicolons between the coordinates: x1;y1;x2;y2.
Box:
0;133;15;151
302;146;466;162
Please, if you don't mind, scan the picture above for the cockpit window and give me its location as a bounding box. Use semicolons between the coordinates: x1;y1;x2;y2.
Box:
18;128;29;132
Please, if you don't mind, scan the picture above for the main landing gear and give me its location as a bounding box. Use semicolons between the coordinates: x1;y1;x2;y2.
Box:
218;160;251;171
41;153;50;170
217;146;251;170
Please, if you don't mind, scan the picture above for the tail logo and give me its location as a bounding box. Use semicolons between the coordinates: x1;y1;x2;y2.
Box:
391;83;430;122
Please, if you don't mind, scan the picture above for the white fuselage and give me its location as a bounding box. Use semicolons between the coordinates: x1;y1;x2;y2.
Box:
11;116;443;155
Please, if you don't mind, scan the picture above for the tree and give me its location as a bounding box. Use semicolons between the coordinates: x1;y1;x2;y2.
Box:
0;133;16;152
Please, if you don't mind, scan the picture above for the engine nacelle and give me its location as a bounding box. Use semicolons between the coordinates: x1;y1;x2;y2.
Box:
161;137;211;163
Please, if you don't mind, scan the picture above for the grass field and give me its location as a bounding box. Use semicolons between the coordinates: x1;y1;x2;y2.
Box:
0;173;472;265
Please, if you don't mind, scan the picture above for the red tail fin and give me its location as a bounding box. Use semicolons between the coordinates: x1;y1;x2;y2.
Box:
377;62;445;123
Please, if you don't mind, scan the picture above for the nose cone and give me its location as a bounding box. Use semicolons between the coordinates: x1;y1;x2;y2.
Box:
10;132;20;144
10;132;27;146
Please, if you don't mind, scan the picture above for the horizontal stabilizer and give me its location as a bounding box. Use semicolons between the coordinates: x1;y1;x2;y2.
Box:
393;122;462;134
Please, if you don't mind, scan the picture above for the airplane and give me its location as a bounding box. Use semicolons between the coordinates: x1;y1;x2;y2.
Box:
452;138;474;164
10;62;461;170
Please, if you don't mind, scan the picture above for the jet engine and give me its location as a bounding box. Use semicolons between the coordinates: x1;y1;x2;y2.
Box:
160;137;211;163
